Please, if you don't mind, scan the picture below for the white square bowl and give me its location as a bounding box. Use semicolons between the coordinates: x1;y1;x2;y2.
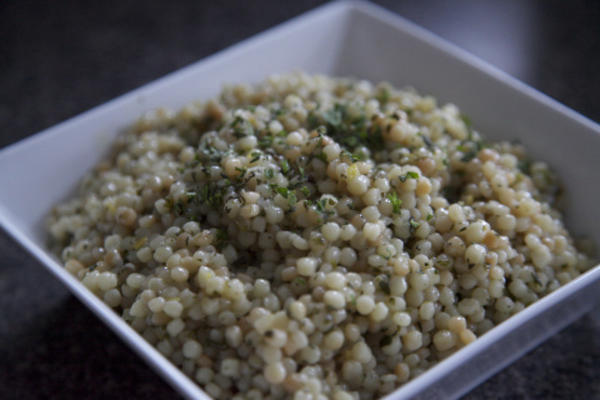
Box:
1;1;599;399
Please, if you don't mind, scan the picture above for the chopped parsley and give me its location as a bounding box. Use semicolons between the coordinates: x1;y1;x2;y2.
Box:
461;150;478;162
377;275;390;294
311;104;385;152
409;218;420;232
250;152;261;163
376;87;391;104
259;135;273;148
280;159;290;175
399;171;419;182
288;191;297;208
387;191;402;214
235;166;247;179
215;229;228;248
231;116;254;137
294;277;307;286
316;151;328;162
271;185;289;198
518;159;531;174
316;198;335;216
420;134;434;149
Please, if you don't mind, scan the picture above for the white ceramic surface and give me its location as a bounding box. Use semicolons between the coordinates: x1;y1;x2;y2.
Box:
0;1;598;399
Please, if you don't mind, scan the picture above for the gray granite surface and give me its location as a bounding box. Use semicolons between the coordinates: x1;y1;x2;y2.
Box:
1;0;599;399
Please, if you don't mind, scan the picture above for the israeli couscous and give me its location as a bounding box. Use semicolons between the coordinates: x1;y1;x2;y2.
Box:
47;73;593;399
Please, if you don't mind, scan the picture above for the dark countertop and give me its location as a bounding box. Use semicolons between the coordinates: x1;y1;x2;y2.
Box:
1;1;599;399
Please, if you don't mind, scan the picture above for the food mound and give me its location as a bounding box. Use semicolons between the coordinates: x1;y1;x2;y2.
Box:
48;73;592;399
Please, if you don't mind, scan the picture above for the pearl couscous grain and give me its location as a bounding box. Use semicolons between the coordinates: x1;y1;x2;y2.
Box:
48;73;594;399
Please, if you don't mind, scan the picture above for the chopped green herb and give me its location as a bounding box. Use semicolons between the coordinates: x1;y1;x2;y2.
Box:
288;191;297;207
376;88;391;104
174;201;185;215
215;229;228;247
298;166;306;179
387;191;402;214
316;198;326;212
461;150;478;162
300;186;310;197
294;277;307;286
259;136;273;148
323;105;343;127
426;213;433;221
352;151;366;161
420;134;433;149
532;272;542;286
377;275;390;294
250;152;261;163
409;218;420;231
307;113;320;129
231;116;254;137
271;185;289;198
399;171;419;182
280;159;290;175
186;192;197;202
265;168;274;179
518;159;531;174
316;152;328;162
235;166;247;179
315;198;334;216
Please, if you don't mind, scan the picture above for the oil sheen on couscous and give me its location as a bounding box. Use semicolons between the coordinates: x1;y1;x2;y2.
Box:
48;73;593;399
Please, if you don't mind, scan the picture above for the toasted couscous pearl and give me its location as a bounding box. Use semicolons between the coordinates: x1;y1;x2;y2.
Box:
356;295;375;315
325;272;346;290
265;329;288;348
164;300;183;318
264;362;287;384
322;222;341;242
403;331;423;352
352;341;373;363
371;302;389;322
433;330;456;351
183;340;203;359
323;330;345;350
49;72;592;400
297;257;317;276
103;288;121;307
465;244;486;265
393;311;412;327
363;222;381;241
324;291;346;309
348;175;370;195
289;301;307;320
